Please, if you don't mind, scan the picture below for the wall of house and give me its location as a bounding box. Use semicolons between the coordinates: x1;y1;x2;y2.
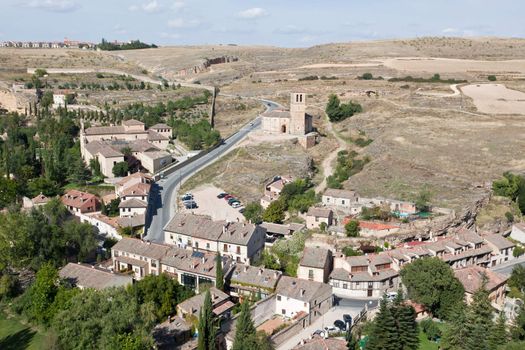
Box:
99;154;125;178
330;277;398;298
137;153;173;174
305;215;331;229
297;266;325;283
119;206;147;217
511;226;525;244
275;294;309;319
84;133;148;143
79;213;121;240
271;312;310;347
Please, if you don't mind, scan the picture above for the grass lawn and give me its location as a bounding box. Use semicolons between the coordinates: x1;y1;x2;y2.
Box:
0;312;49;350
419;329;440;350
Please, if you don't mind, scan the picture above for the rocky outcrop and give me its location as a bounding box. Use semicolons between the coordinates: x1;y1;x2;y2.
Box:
177;56;239;76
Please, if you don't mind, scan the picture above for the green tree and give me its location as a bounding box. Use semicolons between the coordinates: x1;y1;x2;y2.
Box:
216;252;224;291
0;177;18;208
400;257;464;319
361;72;374;80
198;290;217;350
366;296;398;350
232;300;257;350
113;161;129;177
509;265;525;295
40;91;54;109
342;246;363;256
89;158;102;177
262;250;280;270
415;188;432;212
441;305;469;350
489;313;508;349
0;273;20;300
263;200;286;224
345;220;360;237
465;283;494;350
34;69;48;77
512;304;525;341
29;263;59;324
346;329;359;350
244;202;264;224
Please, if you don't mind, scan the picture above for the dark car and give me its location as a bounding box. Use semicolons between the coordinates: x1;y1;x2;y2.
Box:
334;320;346;331
238;208;245;214
343;314;352;327
228;198;239;205
217;193;228;199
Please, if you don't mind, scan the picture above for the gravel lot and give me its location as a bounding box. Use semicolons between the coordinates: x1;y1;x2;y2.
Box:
180;184;245;222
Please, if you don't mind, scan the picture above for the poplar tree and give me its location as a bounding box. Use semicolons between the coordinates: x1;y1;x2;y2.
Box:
232;300;257;350
197;290;217;350
215;252;224;291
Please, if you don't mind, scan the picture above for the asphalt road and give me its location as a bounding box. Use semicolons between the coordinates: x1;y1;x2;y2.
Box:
144;99;281;242
490;256;525;276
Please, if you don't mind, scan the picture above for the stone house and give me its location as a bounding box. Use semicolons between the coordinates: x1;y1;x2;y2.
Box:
305;207;333;230
228;264;282;300
454;266;508;308
177;287;234;321
483;233;515;266
59;262;133;290
164;213;266;264
275;276;333;324
297;247;332;283
61;190;100;216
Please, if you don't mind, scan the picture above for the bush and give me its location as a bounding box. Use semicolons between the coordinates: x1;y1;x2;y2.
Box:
488;75;497;81
342;246;362;256
506;211;515;223
112;162;129;177
514;246;525;258
361;73;373;80
345;220;360;237
243;202;264;224
325;94;362;122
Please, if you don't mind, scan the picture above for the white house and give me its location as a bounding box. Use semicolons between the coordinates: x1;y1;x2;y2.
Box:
297;247;332;283
511;223;525;244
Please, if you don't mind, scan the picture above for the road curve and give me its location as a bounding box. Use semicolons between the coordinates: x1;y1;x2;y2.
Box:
144;99;282;242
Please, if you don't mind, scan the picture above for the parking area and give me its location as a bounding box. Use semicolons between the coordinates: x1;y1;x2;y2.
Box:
277;298;378;350
179;185;245;222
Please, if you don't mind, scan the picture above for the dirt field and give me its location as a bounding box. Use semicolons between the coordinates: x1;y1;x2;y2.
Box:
461;84;525;114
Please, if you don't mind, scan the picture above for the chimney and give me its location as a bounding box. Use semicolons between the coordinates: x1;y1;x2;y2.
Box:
258;269;263;276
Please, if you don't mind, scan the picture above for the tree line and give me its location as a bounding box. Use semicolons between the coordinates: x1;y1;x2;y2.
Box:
97;38;158;51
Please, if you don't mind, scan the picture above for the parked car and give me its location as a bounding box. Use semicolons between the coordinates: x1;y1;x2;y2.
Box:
181;195;193;202
324;326;338;335
238;208;245;214
312;329;323;337
232;202;242;208
184;201;197;209
217;193;228;199
182;193;193;198
386;291;397;302
228;198;239;205
343;314;352;326
334;320;346;331
224;194;233;200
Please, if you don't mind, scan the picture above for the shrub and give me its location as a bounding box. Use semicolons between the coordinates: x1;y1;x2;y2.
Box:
361;73;373;80
488;75;497;81
325;94;362;122
514;246;525;258
506;211;515;223
345;220;360;237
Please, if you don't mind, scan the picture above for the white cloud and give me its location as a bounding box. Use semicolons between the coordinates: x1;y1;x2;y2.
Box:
172;1;185;10
237;7;267;19
167;18;201;29
22;0;80;13
129;0;162;13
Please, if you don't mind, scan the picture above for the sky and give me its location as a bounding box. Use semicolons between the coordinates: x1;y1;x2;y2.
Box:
0;0;523;47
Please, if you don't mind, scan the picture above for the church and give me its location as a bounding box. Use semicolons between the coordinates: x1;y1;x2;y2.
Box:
261;93;313;135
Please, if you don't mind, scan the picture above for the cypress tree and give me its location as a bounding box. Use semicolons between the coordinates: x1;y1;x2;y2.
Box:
465;283;494;350
441;305;469;350
366;295;398;350
489;312;508;349
232;300;257;350
197;290;216;350
511;304;525;341
215;252;224;291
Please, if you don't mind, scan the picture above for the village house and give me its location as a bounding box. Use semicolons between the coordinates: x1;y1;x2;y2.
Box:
177;287;234;321
59;262;133;290
111;237;233;291
292;336;347;350
80;119;172;177
454;266;508;308
80;213;121;240
329;254;399;298
260;222;305;245
116;172;152;196
119;198;148;217
228;264;282;300
61;189;100;216
275;276;333;324
305;207;333;230
152;316;192;349
53;93;66;108
483;233;516;266
260;175;294;209
321;189;360;212
164;213;266;264
298;247;333;283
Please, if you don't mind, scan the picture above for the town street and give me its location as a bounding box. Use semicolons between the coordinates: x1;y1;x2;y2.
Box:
490;256;525;276
144;100;282;242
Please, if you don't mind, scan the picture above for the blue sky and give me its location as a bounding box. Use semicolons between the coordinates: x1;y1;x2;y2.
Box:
1;0;523;47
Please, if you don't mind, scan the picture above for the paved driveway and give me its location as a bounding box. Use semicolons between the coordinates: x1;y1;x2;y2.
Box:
277;298;379;350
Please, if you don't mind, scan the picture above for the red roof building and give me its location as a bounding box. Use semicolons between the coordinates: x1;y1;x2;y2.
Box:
61;190;100;215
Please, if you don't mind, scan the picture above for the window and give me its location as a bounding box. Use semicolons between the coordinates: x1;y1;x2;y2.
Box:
282;309;286;315
195;242;199;249
236;246;241;254
170;234;173;240
308;270;314;280
343;283;348;289
333;281;339;288
223;244;228;252
277;295;281;301
151;260;157;268
206;243;210;249
304;302;307;307
342;200;345;205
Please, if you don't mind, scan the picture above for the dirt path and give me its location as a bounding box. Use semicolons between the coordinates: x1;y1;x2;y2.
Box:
314;113;347;194
415;83;461;97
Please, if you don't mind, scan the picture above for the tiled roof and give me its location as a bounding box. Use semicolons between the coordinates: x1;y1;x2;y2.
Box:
164;213;262;246
150;123;171;129
59;263;133;290
84;125;127;135
292;336;347;350
32;193;50;205
441;246;493;263
117;214;146;228
230;264;282;291
300;247;331;269
122;119;145;126
61;190;99;211
260;222;304;235
178;287;230;314
330;267;398;283
112;237;171;260
483;233;515;250
84;141;123;158
262;110;291;119
147;130;169;141
358;221;399;231
121;182;151;197
161;248;231;278
276;276;332;303
306;207;332;218
454;266;508;294
323;188;358;199
118;198;148;208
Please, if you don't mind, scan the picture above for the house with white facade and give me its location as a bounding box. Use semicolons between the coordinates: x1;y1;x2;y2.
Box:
305;207;333;230
164;213;266;264
275;276;332;324
483;233;515;266
228;264;282;301
61;190;100;216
